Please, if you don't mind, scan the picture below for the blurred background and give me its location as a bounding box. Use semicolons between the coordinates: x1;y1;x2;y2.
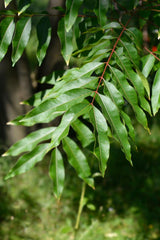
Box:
0;0;160;239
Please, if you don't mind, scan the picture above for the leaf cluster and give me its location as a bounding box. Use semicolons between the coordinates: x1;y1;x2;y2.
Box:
1;0;160;199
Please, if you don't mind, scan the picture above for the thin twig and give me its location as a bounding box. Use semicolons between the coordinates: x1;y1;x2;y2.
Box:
144;46;160;61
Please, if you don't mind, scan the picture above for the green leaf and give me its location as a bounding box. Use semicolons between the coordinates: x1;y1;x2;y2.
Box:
114;51;151;115
49;148;65;199
58;18;73;65
64;0;83;32
63;62;104;80
4;0;12;7
18;0;31;15
51;101;92;148
110;67;149;131
141;54;155;78
63;137;91;181
17;88;93;126
36;16;51;66
136;68;150;100
3;127;56;157
12;17;31;66
0;17;15;62
121;111;135;141
104;81;124;108
90;106;110;176
5;143;51;180
151;69;160;115
94;0;109;26
97;94;132;163
72;119;95;148
45;77;98;100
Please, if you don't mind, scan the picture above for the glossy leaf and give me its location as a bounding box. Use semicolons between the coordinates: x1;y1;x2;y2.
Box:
121;111;135;141
65;0;83;32
63;137;91;181
16;89;93;126
110;67;149;131
94;0;109;26
4;0;12;7
90;106;110;176
104;80;124;108
12;17;31;66
45;77;98;100
18;0;31;15
151;69;160;115
0;17;15;62
5;143;51;180
3;127;56;157
141;54;155;78
51;101;92;148
36;16;51;66
63;62;104;80
72;119;95;148
58;17;73;65
49;148;65;199
97;94;132;163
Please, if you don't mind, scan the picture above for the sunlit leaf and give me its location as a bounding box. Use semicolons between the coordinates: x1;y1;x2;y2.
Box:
97;94;132;163
72;119;95;148
12;17;31;66
141;54;155;78
63;137;92;183
3;127;56;157
15;89;93;126
151;69;160;115
49;148;65;199
5;143;51;180
90;106;110;176
110;67;149;131
18;0;31;15
0;17;15;62
4;0;12;7
51;101;92;148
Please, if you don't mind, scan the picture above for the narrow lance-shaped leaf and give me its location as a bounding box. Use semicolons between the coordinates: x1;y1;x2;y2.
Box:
36;16;51;66
141;54;155;78
151;69;160;115
110;67;149;131
63;62;104;80
4;0;12;7
121;41;150;99
71;119;95;148
13;88;93;126
90;106;110;176
18;0;31;15
94;0;109;26
12;17;31;66
104;80;124;108
5;143;51;180
3;127;56;157
58;17;73;65
51;101;92;148
63;137;94;188
49;148;65;199
0;17;15;62
64;0;84;32
121;111;135;142
97;93;132;163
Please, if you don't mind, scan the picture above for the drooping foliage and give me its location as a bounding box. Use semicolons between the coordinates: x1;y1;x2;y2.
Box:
1;0;160;199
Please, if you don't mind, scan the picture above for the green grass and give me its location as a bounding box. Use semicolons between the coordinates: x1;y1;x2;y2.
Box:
1;126;160;240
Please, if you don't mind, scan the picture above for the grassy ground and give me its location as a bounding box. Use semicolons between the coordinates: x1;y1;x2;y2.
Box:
0;125;160;240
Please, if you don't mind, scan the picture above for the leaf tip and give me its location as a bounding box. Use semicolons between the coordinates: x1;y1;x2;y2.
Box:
2;152;8;157
7;121;14;125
